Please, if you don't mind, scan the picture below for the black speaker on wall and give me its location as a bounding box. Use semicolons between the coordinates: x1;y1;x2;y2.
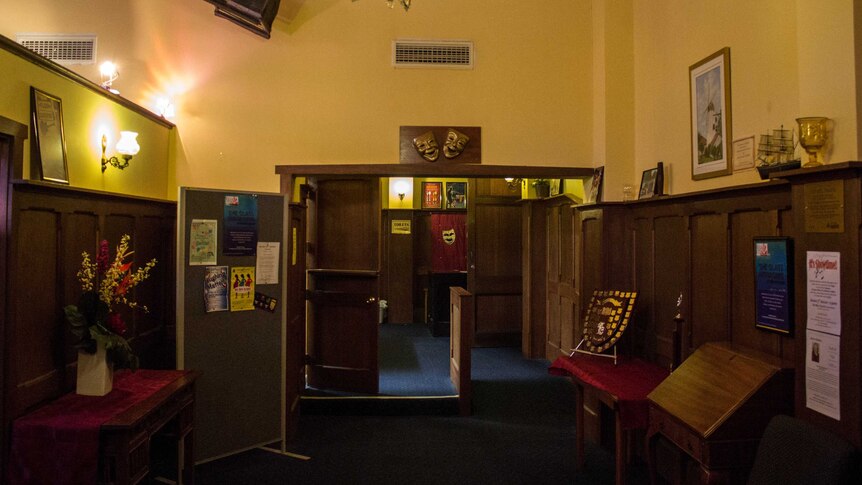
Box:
204;0;281;39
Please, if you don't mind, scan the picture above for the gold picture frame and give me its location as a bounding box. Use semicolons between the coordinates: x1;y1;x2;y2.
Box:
30;87;69;184
689;47;732;180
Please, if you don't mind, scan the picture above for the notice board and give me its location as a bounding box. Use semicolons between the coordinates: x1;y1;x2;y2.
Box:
177;187;286;462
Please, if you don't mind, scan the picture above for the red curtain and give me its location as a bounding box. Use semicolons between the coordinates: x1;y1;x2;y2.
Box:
431;213;467;272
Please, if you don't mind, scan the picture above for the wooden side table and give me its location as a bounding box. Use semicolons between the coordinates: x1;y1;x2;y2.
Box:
550;354;669;485
9;369;200;485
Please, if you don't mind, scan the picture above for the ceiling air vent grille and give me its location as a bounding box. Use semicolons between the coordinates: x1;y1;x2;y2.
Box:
16;33;97;65
393;40;473;69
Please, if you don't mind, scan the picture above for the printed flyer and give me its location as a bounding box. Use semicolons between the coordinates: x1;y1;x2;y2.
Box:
230;266;255;311
224;194;258;256
204;266;228;312
189;219;217;265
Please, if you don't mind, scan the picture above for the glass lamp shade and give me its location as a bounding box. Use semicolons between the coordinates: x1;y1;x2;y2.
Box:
115;131;140;156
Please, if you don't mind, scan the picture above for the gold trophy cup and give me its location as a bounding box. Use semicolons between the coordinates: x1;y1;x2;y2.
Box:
796;117;830;168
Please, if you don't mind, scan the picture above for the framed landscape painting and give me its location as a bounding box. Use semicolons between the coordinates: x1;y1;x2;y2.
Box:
689;47;732;180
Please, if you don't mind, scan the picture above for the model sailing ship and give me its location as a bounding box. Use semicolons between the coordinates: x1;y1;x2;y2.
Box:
756;125;801;179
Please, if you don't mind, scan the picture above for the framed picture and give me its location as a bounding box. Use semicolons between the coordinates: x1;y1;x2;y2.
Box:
587;167;604;203
549;179;562;197
638;168;658;199
30;87;69;184
445;181;466;209
754;237;793;335
689;47;732;181
421;181;443;209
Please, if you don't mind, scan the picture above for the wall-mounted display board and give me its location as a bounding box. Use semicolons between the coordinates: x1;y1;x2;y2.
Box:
177;187;285;462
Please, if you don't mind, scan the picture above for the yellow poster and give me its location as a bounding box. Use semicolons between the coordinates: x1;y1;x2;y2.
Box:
230;266;255;311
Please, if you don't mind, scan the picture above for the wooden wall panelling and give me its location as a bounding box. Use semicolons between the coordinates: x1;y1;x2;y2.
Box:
631;216;657;361
690;213;731;350
545;204;562;360
729;209;791;359
645;215;689;368
382;210;414;324
559;204;578;355
521;201;547;358
784;167;862;448
468;180;522;347
413;212;432;323
2;182;176;478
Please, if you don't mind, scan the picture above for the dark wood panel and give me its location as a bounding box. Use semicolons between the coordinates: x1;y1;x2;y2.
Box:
729;210;787;357
522;202;546;358
690;213;730;349
474;295;521;347
382;210;414;324
316;178;379;271
8;208;61;416
652;216;688;366
632;217;657;361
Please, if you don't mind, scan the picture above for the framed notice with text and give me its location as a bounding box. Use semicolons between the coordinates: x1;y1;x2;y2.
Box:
30;87;69;184
754;237;793;335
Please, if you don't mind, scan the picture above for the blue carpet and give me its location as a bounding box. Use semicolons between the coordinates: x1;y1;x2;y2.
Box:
197;341;649;484
378;323;455;396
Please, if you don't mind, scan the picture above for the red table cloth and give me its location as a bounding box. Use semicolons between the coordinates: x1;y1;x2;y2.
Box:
549;354;668;429
8;369;187;485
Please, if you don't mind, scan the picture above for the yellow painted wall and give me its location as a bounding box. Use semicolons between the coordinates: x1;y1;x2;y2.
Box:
2;1;859;199
0;0;594;194
630;0;858;196
0;47;172;199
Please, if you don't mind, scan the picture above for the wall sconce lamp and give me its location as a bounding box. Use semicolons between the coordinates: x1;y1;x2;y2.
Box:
505;177;523;191
394;179;410;201
101;131;140;173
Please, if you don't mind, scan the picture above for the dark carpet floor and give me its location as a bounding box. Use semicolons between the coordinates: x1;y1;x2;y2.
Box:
195;326;648;484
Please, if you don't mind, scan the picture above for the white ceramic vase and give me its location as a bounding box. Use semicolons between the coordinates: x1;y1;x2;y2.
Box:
76;341;113;396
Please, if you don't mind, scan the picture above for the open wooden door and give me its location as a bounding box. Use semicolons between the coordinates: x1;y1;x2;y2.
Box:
467;178;523;347
450;286;474;415
284;201;306;442
304;177;380;394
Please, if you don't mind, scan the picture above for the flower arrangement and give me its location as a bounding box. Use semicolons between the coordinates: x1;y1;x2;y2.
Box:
64;234;157;371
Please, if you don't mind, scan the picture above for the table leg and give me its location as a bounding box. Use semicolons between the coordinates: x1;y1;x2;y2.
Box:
575;382;585;470
615;408;626;485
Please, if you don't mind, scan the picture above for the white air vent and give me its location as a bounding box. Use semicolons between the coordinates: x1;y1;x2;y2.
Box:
16;33;97;65
392;40;473;69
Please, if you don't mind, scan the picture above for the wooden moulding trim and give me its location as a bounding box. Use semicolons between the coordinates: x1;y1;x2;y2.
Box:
0;34;175;129
11;179;176;205
275;164;594;179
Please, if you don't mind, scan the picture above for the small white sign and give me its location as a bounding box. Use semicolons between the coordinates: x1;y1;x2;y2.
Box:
732;135;755;171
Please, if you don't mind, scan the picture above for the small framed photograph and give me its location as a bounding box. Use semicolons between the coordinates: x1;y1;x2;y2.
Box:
549;179;562;197
587;167;604;203
445;181;466;209
690;47;732;180
638;168;658;199
421;181;443;209
754;237;793;335
30;87;69;184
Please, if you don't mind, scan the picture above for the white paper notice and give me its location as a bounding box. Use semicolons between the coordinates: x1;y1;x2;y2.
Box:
806;330;841;420
255;242;280;285
806;251;841;336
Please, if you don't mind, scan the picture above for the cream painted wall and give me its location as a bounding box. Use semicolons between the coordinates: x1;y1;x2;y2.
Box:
0;0;594;194
3;1;859;198
631;0;858;196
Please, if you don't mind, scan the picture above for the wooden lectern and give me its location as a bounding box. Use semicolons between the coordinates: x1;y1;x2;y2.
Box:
646;342;794;484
